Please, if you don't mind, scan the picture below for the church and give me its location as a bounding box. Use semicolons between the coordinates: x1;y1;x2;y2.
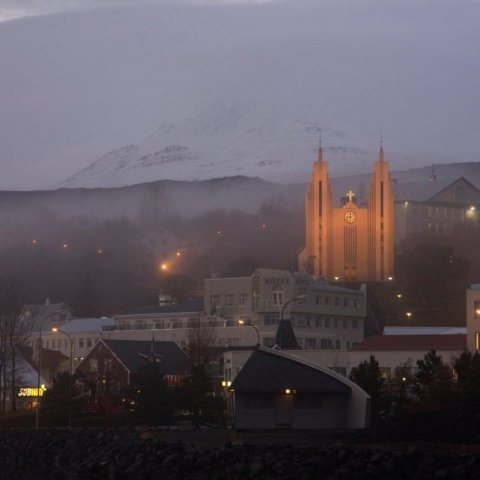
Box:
298;145;394;282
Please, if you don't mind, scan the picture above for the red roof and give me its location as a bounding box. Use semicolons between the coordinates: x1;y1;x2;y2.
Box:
353;334;466;351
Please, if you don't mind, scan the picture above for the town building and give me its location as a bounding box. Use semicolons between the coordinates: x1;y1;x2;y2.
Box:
19;299;73;334
230;347;370;430
204;268;367;350
27;317;114;367
466;283;480;352
394;176;480;243
75;339;191;412
298;145;394;282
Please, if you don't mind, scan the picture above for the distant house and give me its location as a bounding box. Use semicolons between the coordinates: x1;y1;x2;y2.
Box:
75;339;192;411
230;347;370;430
19;299;73;334
18;345;69;384
394;176;480;243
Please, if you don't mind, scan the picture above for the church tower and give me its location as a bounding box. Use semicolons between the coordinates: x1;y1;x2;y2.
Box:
298;145;394;282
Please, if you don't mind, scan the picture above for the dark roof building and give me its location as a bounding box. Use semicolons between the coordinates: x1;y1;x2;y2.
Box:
230;347;370;430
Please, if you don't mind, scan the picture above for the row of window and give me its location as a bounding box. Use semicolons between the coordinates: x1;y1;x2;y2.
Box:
42;336;99;350
263;316;359;330
261;337;358;350
315;295;361;309
210;293;248;307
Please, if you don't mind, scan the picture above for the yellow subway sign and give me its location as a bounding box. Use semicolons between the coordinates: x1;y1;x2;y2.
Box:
18;386;47;397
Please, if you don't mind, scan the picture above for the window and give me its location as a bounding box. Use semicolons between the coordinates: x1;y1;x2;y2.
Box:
238;293;248;306
263;315;280;325
335;297;341;307
325;318;330;328
210;294;220;306
104;359;113;372
315;295;321;305
352;319;359;329
89;359;98;372
335;339;341;350
315;317;321;327
353;299;360;308
135;319;145;330
334;319;339;329
272;287;284;307
320;338;332;350
79;338;84;348
304;338;317;350
87;338;92;348
343;298;349;307
154;320;165;329
476;332;480;351
225;294;235;306
325;296;331;306
475;301;480;319
343;319;348;329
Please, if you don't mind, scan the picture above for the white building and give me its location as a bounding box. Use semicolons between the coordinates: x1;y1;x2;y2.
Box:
205;268;367;350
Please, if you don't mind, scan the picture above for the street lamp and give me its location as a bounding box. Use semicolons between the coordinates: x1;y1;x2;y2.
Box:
238;319;260;346
35;309;63;429
280;295;307;322
52;327;74;428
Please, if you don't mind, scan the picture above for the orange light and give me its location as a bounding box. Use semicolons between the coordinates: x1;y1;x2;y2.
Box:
160;263;168;271
176;251;181;257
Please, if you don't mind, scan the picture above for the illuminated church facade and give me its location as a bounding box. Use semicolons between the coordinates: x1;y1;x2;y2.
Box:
298;146;394;282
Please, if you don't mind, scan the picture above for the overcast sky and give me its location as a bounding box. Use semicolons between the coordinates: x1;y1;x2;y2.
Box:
0;0;479;190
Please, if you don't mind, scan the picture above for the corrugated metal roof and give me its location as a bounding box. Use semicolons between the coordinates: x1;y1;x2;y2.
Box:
102;339;191;375
352;334;466;351
231;349;351;394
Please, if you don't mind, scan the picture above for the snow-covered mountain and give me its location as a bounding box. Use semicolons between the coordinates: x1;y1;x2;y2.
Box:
58;103;387;189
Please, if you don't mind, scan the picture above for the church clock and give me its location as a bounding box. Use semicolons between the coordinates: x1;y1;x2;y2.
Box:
344;210;357;224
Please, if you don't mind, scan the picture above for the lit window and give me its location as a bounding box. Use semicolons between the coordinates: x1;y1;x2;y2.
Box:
475;301;480;319
476;332;480;351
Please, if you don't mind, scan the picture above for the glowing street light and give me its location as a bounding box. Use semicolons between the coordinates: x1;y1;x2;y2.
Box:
176;251;181;257
238;319;260;346
396;293;403;299
160;263;169;272
406;312;412;319
63;243;69;249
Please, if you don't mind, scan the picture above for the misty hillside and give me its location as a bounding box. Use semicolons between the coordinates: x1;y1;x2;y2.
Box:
1;161;480;231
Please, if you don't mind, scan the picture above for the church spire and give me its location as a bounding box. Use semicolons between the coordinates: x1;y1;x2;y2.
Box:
317;130;323;162
378;129;385;162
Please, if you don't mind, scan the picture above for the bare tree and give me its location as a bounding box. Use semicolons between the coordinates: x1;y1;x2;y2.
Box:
0;275;25;413
187;314;217;366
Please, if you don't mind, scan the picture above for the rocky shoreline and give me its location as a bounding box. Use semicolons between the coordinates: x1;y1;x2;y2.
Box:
2;429;480;479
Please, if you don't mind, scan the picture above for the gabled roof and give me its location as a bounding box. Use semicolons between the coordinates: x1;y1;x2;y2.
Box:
18;345;69;370
393;177;480;203
115;300;203;316
231;348;351;394
102;339;191;375
352;334;466;351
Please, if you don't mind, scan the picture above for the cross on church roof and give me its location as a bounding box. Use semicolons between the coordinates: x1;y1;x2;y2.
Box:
346;190;355;203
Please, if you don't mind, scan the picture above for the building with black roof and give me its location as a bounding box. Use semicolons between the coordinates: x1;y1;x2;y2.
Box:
230;347;370;430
